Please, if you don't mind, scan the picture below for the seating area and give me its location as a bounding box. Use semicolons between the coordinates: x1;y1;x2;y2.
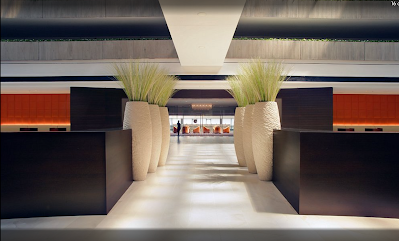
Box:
172;125;232;135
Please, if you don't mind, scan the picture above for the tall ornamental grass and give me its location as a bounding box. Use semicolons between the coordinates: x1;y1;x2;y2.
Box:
226;76;248;107
113;61;168;102
149;75;179;107
239;59;290;102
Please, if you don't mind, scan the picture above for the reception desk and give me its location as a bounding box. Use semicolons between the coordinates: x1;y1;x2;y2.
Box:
1;129;132;219
273;129;399;218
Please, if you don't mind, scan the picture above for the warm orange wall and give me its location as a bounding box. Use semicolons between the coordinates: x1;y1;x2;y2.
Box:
2;93;398;126
1;94;70;125
333;94;399;125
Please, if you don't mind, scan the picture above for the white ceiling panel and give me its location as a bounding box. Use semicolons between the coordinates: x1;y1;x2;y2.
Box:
2;59;398;77
159;0;246;67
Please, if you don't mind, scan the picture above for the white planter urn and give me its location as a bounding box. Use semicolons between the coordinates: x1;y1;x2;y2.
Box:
243;104;257;173
123;101;152;181
158;107;170;166
234;107;246;167
252;101;281;181
148;104;162;173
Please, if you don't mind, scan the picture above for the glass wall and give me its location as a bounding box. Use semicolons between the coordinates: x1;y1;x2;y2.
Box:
169;115;234;134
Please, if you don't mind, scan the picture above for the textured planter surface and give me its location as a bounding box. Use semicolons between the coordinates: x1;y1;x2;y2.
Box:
148;105;162;173
158;107;170;166
123;101;152;181
243;104;256;173
234;107;246;167
252;102;281;181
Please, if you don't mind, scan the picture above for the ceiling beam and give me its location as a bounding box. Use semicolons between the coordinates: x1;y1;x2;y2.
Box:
159;0;246;68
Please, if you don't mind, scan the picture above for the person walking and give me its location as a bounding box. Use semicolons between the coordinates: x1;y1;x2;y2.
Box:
177;120;181;137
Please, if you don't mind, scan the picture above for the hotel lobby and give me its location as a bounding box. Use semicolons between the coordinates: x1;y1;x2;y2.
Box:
1;1;399;241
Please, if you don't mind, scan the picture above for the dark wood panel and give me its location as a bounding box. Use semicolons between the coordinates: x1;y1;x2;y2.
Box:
105;130;133;212
1;132;105;218
1;130;132;219
70;87;127;131
273;129;399;218
273;130;301;212
277;87;333;130
300;132;399;218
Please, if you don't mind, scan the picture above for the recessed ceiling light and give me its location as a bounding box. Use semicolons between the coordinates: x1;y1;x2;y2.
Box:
191;103;212;110
198;46;205;49
197;12;206;16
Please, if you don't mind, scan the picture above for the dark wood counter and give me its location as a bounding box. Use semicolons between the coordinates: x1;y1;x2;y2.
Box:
273;129;399;218
1;129;132;219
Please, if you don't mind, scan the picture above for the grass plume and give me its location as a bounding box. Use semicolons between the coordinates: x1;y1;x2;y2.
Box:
238;59;290;102
113;61;177;103
149;75;179;107
226;75;248;107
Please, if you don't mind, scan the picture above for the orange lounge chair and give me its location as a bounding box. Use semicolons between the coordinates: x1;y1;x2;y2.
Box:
223;126;230;133
173;126;178;133
203;126;210;133
213;126;221;134
182;126;190;134
193;126;200;133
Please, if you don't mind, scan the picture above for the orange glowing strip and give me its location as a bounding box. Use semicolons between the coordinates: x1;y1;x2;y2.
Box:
334;124;399;126
1;123;70;126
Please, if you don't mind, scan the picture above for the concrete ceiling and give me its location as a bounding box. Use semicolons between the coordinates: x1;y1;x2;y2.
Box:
158;0;246;67
1;2;398;108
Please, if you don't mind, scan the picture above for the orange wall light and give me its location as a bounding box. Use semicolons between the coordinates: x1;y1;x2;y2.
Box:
1;94;71;125
333;94;399;125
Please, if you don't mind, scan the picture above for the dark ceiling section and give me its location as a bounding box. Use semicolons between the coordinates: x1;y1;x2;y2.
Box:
2;18;398;40
235;18;399;40
167;106;236;116
2;76;399;83
287;76;399;82
177;75;228;80
172;90;233;99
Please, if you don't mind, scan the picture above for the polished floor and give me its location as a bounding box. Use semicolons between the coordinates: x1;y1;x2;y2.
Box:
2;136;399;240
